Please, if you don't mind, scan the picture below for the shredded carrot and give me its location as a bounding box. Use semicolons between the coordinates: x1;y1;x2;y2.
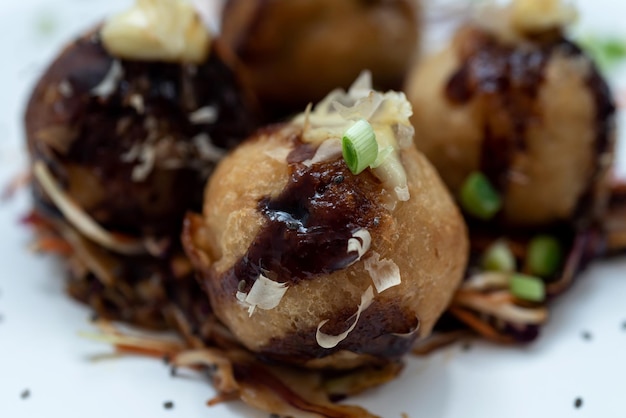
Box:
449;307;514;344
116;344;180;359
207;392;239;406
20;210;52;228
454;290;515;305
412;330;474;355
32;236;73;255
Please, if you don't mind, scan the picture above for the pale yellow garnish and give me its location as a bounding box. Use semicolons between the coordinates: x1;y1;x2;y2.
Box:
511;0;578;33
101;0;211;63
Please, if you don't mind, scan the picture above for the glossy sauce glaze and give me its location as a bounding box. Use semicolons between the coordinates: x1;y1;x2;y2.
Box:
232;137;385;289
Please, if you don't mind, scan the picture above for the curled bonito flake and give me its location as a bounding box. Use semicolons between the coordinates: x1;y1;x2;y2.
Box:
293;71;413;143
91;60;123;98
189;106;218;125
347;229;371;262
364;252;402;294
236;274;288;317
302;138;342;167
33;161;145;255
315;286;374;349
291;71;413;203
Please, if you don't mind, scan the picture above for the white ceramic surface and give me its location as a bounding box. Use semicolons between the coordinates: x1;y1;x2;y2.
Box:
1;1;626;417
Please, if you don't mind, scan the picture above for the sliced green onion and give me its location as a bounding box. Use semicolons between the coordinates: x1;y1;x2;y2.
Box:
482;240;515;272
526;235;563;277
509;274;546;302
580;35;626;73
370;145;394;168
459;172;502;220
342;119;378;175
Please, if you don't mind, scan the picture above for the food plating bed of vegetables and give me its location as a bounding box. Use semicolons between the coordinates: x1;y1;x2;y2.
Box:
3;0;626;417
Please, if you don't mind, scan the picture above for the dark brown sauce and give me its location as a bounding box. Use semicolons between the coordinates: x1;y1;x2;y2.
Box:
258;299;418;365
445;27;615;198
232;139;384;290
446;28;560;190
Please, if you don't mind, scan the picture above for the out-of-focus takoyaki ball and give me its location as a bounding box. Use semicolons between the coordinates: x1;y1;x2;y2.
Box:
406;0;616;227
183;78;468;369
26;0;257;241
220;0;420;118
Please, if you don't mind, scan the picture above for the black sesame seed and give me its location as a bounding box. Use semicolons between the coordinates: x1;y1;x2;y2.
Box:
162;354;171;365
269;414;281;418
574;397;583;408
90;312;100;322
20;389;30;399
581;331;592;341
237;280;246;292
373;217;380;227
621;320;626;330
461;341;472;351
163;401;174;410
170;366;177;377
332;175;344;184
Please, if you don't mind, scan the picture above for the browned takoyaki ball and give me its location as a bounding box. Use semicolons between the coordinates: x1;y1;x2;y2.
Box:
220;0;420;117
406;10;615;227
26;29;257;239
183;121;468;370
23;0;259;329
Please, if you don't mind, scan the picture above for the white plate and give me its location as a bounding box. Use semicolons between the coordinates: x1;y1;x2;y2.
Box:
2;1;626;417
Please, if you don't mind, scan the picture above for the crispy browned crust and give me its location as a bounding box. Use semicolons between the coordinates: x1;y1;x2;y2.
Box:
183;123;468;369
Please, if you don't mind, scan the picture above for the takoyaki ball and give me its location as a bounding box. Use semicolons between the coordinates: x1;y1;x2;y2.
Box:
220;0;420;117
26;0;257;243
406;0;615;227
183;80;468;369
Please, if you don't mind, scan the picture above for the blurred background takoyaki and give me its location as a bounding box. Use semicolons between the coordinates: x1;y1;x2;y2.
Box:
405;0;618;348
25;0;257;327
220;0;421;119
406;0;615;227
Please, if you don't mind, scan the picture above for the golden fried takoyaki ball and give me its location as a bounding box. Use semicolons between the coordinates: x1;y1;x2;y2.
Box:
183;78;468;369
220;0;420;117
406;0;615;227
